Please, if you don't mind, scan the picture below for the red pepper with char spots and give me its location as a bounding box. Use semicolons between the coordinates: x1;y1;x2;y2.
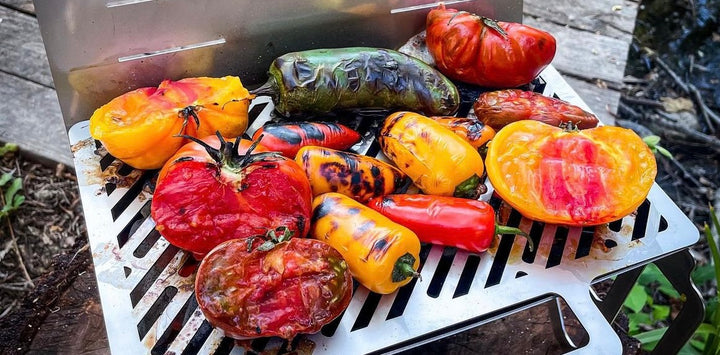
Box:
251;122;361;158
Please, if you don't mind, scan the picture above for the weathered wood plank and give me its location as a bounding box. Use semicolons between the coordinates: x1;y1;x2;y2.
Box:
524;0;638;40
563;76;620;125
0;5;53;87
524;16;630;85
0;71;72;167
0;1;35;13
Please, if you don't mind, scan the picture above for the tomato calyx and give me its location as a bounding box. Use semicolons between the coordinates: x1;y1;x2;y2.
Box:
391;252;420;283
180;132;283;173
178;105;202;134
246;226;294;252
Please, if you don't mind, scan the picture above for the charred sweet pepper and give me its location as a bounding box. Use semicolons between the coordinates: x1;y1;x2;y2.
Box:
252;47;459;117
90;76;253;169
378;111;485;199
295;146;409;203
473;89;599;130
252;122;361;158
310;192;421;294
430;116;496;150
367;194;531;254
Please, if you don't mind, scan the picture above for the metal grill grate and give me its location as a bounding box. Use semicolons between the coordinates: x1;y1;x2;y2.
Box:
69;66;698;354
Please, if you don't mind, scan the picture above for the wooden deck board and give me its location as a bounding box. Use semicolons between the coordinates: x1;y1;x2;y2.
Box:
0;5;53;87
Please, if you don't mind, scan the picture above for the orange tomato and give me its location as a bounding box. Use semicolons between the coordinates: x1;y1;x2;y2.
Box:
486;120;657;226
89;76;254;169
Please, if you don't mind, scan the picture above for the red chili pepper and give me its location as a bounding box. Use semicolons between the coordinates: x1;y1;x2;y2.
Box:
366;194;532;254
252;122;361;158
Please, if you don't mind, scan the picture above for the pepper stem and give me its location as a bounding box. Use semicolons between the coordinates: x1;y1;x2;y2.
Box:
454;174;483;199
391;253;420;283
495;225;535;252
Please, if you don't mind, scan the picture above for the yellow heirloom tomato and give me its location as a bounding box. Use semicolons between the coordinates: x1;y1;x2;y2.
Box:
486;120;657;226
89;76;254;170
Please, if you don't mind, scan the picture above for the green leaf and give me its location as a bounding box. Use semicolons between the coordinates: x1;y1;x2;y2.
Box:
4;177;22;207
0;173;12;186
656;145;674;159
695;323;718;337
643;135;661;146
0;143;18;156
624;284;649;314
693;264;717;285
638;263;664;285
681;341;704;354
635;327;668;350
652;304;671;321
628;312;653;334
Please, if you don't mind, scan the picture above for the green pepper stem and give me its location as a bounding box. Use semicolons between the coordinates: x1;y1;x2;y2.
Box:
454;174;483;199
250;77;277;97
495;225;535;252
391;253;420;283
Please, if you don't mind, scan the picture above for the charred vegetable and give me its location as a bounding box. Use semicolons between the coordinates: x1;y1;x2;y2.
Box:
90;76;253;169
151;133;313;258
378;112;485;198
310;193;421;294
426;4;556;88
295;146;409;203
367;194;531;254
430;116;496;149
473;89;600;130
252;47;460;117
252;122;361;158
486;120;657;226
195;229;353;340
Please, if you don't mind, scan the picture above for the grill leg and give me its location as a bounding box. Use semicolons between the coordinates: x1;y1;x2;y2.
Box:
592;266;645;323
546;297;579;352
649;249;705;354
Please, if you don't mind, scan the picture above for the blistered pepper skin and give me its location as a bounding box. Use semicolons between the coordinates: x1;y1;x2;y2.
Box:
295;146;409;203
253;47;460;117
378;112;485;198
310;193;421;294
473;89;599;130
252;122;361;158
430;116;496;149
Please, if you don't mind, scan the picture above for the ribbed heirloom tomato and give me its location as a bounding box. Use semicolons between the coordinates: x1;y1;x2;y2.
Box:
90;76;253;169
150;133;313;258
425;4;556;88
486;120;657;226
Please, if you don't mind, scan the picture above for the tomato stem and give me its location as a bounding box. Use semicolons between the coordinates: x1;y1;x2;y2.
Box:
178;131;282;172
495;225;535;252
178;105;202;135
391;252;419;283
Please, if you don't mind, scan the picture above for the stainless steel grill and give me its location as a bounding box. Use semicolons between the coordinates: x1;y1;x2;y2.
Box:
67;66;699;354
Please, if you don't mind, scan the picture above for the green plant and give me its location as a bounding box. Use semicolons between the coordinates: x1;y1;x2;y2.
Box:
622;206;720;354
1;143;24;218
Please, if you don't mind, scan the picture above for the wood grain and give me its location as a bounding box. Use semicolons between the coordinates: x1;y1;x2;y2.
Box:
0;71;72;166
0;6;53;87
524;0;638;39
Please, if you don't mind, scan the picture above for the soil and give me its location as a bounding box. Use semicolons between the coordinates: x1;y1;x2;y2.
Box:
1;0;719;353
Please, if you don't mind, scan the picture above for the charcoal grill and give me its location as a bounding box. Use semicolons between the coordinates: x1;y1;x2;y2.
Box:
35;1;703;354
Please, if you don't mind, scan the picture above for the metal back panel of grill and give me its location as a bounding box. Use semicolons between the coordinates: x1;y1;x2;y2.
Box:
33;1;700;354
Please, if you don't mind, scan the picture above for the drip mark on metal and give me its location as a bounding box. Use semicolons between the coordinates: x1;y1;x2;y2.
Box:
118;39;227;62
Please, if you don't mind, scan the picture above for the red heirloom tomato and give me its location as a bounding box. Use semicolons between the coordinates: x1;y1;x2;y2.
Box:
150;133;313;258
486;120;657;226
426;4;556;88
195;230;353;340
